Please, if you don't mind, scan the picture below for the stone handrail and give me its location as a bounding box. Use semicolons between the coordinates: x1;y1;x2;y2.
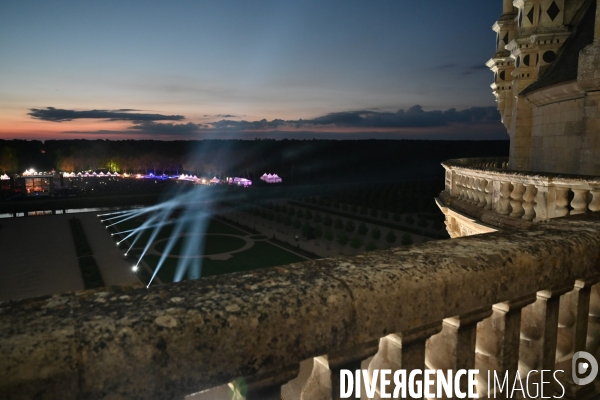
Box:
443;157;600;223
2;214;600;399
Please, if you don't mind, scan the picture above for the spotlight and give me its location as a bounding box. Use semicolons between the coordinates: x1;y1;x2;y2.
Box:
111;234;114;237
132;266;138;272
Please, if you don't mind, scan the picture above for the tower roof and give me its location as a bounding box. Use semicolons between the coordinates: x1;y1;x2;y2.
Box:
521;0;596;96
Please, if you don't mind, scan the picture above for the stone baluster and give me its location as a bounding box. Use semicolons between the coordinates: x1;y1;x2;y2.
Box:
555;277;600;398
453;174;460;199
458;175;467;200
515;287;573;397
484;180;493;210
426;309;492;398
588;187;600;212
498;181;512;215
470;177;478;205
554;187;570;217
367;334;402;398
477;179;487;208
570;189;589;215
521;184;537;221
459;176;466;201
380;322;443;399
301;356;331;400
472;178;480;206
533;185;556;222
509;182;526;218
475;178;482;205
471;177;479;205
466;177;475;204
328;341;379;400
488;295;536;399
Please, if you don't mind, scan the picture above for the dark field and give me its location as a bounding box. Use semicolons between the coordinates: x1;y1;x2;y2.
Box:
109;216;306;283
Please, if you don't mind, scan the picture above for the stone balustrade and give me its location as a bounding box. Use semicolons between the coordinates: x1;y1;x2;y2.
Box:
440;157;600;238
2;214;600;399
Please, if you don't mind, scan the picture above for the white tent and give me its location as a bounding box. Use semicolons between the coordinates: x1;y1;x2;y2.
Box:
260;172;282;183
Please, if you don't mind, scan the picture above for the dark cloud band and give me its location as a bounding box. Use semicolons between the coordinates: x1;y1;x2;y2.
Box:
28;107;184;122
57;105;501;138
211;106;501;130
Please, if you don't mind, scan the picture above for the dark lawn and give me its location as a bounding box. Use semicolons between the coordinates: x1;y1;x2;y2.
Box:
109;216;305;282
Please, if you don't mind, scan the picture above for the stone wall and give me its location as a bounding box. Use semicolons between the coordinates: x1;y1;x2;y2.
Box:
530;97;585;173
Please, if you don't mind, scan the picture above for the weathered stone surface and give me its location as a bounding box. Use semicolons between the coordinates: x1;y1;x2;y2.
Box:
2;214;600;399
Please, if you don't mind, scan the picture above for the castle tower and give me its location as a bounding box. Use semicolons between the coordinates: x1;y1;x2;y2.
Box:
488;0;593;171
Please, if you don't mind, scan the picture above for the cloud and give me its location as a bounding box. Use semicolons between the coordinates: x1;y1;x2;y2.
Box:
59;105;503;140
63;122;205;137
127;121;206;136
432;63;459;70
28;107;185;122
209;106;501;131
461;64;489;75
203;114;239;118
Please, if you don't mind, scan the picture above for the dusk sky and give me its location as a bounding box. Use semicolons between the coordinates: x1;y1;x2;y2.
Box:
0;1;508;141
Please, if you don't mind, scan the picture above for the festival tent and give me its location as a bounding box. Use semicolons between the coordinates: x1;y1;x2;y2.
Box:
260;173;282;183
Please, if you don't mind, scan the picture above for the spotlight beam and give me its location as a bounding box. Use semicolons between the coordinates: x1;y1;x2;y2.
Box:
97;209;132;217
147;217;187;286
174;209;210;282
123;211;167;252
135;207;172;279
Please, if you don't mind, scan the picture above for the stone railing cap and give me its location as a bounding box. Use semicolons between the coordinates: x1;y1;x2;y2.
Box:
442;157;600;185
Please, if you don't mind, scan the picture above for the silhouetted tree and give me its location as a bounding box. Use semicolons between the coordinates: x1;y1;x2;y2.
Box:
314;224;323;240
334;218;344;230
350;236;362;249
358;222;368;236
337;232;349;246
344;219;355;233
385;230;397;244
371;227;381;240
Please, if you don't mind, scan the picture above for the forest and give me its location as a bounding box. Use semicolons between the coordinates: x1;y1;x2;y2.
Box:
0;139;509;185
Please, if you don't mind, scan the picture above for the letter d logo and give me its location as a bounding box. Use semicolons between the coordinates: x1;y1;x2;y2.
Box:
572;351;598;385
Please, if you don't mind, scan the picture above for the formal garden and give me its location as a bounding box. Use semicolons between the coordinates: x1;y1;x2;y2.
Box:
107;215;306;284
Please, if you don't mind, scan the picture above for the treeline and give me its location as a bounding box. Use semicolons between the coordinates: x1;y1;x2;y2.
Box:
0;139;508;184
